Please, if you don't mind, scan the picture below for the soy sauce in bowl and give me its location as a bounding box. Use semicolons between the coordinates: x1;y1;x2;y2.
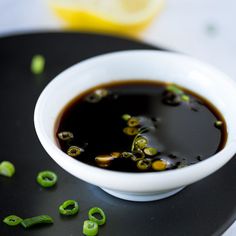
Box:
55;81;226;173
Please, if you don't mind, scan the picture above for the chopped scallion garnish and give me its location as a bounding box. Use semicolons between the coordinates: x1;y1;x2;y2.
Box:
110;152;120;158
127;117;140;127
95;155;114;168
85;89;109;103
95;89;109;98
31;54;45;75
165;84;191;104
166;84;183;95
88;207;106;226
152;160;167;171
135;136;148;149
122;114;131;121
67;146;82;157
123;127;139;136
85;93;101;103
3;215;22;226
137;159;151;170
21;215;53;228
59;200;79;216
0;161;15;177
121;152;134;159
215;120;223;128
132;149;145;161
181;94;190;102
143;147;158;156
36;170;57;188
83;220;98;236
58;131;74;141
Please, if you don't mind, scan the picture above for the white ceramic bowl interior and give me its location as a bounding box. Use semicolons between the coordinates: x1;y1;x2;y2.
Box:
34;50;236;201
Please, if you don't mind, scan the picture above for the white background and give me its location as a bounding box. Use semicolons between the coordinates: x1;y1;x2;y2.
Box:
0;0;235;235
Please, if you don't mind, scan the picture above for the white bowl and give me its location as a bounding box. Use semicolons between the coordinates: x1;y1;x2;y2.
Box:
34;50;236;202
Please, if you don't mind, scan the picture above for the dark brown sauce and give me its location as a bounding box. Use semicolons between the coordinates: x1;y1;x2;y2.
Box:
55;80;227;172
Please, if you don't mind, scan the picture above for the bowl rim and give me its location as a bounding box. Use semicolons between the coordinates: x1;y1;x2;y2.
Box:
34;50;236;192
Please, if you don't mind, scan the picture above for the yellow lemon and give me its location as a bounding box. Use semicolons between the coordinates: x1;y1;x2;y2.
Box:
48;0;165;36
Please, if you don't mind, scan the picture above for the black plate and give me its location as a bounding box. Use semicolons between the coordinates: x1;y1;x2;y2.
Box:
0;32;236;236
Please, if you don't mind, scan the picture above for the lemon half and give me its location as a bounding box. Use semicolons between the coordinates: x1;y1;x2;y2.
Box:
48;0;165;35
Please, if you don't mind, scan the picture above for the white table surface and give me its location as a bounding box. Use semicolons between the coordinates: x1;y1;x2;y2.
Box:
0;0;235;235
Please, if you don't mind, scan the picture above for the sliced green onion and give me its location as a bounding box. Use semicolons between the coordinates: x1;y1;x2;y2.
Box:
58;131;74;141
59;200;79;216
0;161;15;177
110;152;120;158
95;155;113;168
132;149;145;161
122;114;131;121
127;117;140;127
144;147;158;156
85;88;108;103
83;220;98;236
67;146;81;157
36;170;57;188
31;54;45;75
21;215;53;228
152;160;167;171
95;89;109;98
166;84;183;95
85;93;102;103
131;132;147;152
135;136;148;149
181;94;190;102
137;159;151;170
123;127;139;136
88;207;106;226
215;120;223;127
3;215;22;226
121;152;134;159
